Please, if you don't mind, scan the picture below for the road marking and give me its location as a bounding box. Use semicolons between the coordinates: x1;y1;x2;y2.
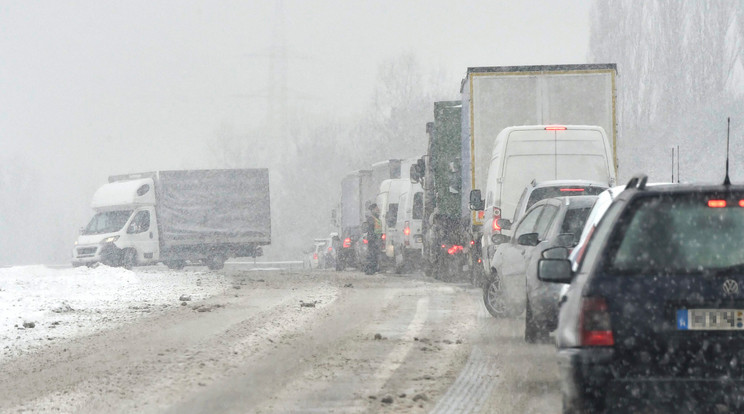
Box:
372;296;429;384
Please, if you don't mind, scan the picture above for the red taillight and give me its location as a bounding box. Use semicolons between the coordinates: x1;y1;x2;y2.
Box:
580;297;614;346
708;200;727;208
477;258;482;263
404;221;410;236
477;210;485;220
545;125;567;131
447;245;464;255
560;188;585;192
313;253;318;260
470;240;475;246
363;238;368;244
739;200;744;207
381;233;386;241
492;217;501;232
492;207;501;232
343;238;351;248
327;247;333;252
441;244;446;249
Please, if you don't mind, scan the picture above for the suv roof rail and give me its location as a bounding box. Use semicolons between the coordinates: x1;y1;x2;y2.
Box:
625;174;649;190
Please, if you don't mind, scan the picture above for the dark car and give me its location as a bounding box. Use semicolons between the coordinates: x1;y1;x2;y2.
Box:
540;175;744;413
484;195;597;330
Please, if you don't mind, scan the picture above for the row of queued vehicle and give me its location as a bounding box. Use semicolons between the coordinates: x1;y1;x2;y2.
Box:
331;159;426;273
535;173;744;413
331;64;620;281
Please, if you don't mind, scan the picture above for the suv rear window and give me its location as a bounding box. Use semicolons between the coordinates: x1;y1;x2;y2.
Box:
526;186;606;210
607;194;744;273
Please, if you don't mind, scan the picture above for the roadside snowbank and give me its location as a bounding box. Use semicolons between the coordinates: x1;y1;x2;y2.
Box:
0;265;231;362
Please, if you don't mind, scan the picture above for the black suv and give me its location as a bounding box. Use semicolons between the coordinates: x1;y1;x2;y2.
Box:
540;175;744;413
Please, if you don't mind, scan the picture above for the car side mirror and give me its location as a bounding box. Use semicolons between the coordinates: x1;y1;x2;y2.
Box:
556;233;575;248
469;189;484;211
491;233;511;245
542;246;569;260
517;232;539;247
497;218;512;231
538;258;573;283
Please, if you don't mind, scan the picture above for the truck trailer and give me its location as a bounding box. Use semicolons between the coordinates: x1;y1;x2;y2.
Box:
72;169;271;270
460;64;618;279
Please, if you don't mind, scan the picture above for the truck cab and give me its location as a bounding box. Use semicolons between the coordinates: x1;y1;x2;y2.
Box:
72;178;160;269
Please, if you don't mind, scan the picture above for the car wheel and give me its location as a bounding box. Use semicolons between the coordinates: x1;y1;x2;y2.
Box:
483;274;507;317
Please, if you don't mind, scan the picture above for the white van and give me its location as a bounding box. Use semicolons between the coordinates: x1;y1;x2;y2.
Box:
375;179;408;260
475;125;616;272
391;180;424;273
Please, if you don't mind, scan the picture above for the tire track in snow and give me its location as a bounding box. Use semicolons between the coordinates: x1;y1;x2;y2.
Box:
429;302;500;414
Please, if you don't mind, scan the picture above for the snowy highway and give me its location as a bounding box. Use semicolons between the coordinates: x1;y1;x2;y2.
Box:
0;266;559;413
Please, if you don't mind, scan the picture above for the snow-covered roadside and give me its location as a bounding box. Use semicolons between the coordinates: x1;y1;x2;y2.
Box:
0;265;231;362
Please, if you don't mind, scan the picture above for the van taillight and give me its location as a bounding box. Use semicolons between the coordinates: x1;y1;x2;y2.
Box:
580;297;614;346
492;207;501;232
404;221;410;236
545;125;567;131
343;238;351;248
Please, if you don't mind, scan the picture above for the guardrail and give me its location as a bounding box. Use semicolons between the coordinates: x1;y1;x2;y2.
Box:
227;260;306;270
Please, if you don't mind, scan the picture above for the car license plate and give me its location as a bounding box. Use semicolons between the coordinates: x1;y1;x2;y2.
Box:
677;309;744;330
414;235;423;243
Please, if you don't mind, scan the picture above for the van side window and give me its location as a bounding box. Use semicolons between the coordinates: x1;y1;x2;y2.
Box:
127;210;150;234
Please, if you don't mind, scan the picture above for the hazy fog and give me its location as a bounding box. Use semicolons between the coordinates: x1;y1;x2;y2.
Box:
1;1;590;265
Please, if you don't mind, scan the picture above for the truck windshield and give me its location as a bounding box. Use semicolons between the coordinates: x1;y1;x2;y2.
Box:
83;210;133;235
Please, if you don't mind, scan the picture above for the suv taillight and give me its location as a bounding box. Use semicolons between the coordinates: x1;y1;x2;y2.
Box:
580;297;614;346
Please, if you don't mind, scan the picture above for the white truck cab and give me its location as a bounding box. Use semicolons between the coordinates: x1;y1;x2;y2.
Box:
73;178;159;268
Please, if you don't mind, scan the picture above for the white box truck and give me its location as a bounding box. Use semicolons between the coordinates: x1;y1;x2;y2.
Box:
460;64;618;279
72;169;271;270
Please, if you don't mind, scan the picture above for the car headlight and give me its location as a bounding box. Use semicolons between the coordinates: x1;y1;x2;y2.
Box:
101;235;119;244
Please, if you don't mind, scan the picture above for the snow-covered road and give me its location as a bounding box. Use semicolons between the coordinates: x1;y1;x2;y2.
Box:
0;267;560;413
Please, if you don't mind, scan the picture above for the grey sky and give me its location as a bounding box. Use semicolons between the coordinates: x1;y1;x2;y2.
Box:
0;0;590;264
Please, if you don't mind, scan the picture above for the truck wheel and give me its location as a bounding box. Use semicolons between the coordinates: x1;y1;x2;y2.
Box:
207;254;226;271
483;275;507;317
165;260;186;270
121;249;137;270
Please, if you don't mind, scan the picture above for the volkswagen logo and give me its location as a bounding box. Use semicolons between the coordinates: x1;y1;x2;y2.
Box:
723;280;740;296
